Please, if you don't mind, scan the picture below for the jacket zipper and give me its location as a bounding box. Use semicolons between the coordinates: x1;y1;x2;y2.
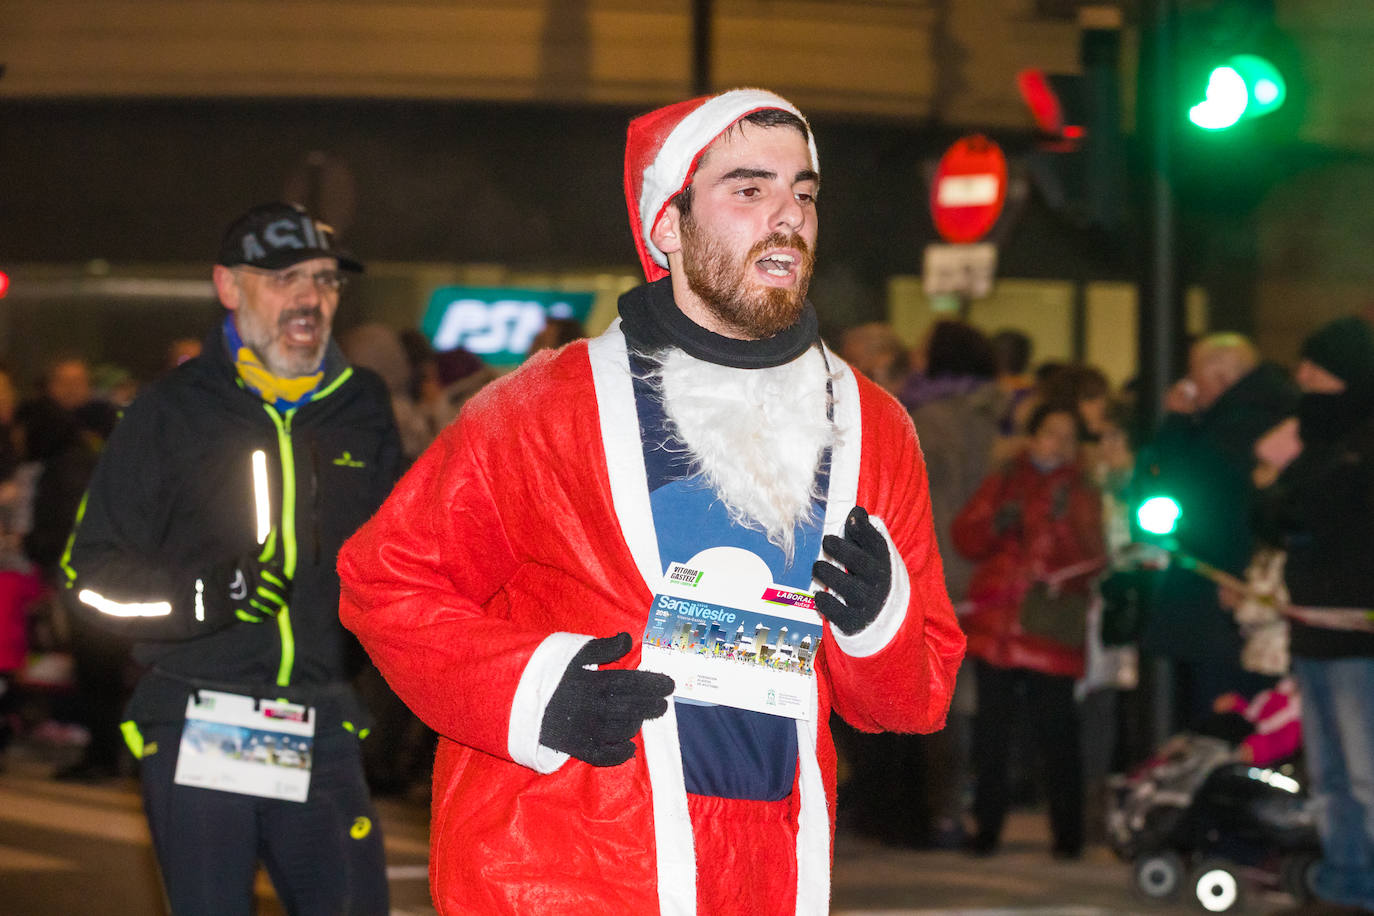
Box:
257;367;353;688
308;434;322;567
264;405;298;687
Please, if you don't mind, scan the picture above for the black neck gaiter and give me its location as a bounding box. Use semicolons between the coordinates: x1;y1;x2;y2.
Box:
1298;390;1374;444
617;277;820;369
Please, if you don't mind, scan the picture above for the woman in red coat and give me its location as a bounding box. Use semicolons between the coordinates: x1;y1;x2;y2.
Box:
953;403;1105;859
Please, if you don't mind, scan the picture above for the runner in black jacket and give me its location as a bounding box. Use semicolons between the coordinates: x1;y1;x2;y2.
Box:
63;202;401;915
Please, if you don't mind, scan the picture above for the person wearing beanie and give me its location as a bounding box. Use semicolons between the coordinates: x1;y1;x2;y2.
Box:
338;88;964;915
1255;315;1374;913
63;202;400;914
1295;315;1374;442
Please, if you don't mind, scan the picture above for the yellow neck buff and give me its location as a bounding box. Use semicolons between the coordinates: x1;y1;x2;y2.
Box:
226;316;323;409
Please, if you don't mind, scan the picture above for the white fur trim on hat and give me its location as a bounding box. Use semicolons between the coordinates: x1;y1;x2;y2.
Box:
639;89;819;273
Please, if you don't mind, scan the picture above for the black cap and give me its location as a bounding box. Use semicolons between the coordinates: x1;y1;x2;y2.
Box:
216;202;363;273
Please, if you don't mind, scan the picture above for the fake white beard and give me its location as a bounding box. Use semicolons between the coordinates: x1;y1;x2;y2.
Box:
650;346;836;562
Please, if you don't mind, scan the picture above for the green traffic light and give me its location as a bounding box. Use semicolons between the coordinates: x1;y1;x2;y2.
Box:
1137;496;1182;536
1231;54;1286;116
1187;54;1287;130
1189;66;1248;130
1253;78;1280;106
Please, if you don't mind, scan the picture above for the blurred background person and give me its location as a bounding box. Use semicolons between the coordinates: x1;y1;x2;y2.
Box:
831;320;916;840
903;319;1005;849
15;354;128;782
1078;397;1144;844
342;322;434;463
0;365;21;484
1255;316;1374;913
1131;332;1296;742
0;363;44;769
165;337;203;372
991;359;1070;464
1017;363;1140;845
91;363;139;410
427;346;499;433
0;512;43;770
527;316;587;356
1205;676;1302;767
1042;364;1112;443
839;321;909;397
837;319;1002;848
398;328;439;420
991;328;1036;436
954;402;1106;860
0;365;23;561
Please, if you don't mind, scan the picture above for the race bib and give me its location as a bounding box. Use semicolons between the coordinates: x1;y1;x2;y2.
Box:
174;690;314;802
640;546;824;721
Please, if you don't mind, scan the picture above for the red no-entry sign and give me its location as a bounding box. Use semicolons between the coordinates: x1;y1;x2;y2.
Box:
930;135;1008;244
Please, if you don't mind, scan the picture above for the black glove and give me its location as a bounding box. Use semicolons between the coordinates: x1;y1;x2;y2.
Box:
201;540;291;626
811;506;891;636
539;632;675;767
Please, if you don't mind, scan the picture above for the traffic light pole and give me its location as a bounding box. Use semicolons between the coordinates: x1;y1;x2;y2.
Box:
1140;0;1188;749
691;0;713;96
1140;0;1186;433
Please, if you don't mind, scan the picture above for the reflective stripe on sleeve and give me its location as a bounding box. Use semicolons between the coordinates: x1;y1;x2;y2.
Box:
78;588;172;617
120;721;145;758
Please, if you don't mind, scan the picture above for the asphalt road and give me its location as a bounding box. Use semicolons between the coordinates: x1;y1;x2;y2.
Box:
0;738;1304;916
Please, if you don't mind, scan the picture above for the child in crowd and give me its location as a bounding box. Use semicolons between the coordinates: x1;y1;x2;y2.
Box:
0;486;44;765
1206;676;1302;766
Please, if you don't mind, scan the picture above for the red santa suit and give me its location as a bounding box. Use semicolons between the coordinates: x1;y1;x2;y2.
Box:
340;86;964;915
338;319;964;914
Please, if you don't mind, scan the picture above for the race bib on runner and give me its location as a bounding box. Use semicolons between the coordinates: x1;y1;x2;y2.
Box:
174;690;314;802
640;546;823;721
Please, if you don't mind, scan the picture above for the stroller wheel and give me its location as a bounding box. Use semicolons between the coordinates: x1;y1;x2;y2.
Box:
1280;852;1319;902
1192;859;1244;913
1133;850;1184;900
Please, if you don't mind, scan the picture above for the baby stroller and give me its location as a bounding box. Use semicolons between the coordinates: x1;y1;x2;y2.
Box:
1107;732;1320;912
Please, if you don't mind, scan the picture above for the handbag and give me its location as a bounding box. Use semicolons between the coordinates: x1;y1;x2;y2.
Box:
1018;555;1106;649
1018;581;1090;648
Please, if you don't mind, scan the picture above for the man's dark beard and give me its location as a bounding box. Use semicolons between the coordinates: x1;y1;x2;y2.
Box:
680;218;816;339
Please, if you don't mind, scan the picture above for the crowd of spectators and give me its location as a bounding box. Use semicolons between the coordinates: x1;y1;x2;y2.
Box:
836;312;1374;915
5;301;1373;910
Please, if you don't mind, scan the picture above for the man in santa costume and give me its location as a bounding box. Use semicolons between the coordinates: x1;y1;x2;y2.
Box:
338;87;965;915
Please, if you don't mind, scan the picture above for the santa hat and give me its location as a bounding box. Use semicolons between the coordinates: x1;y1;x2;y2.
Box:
624;88;819;282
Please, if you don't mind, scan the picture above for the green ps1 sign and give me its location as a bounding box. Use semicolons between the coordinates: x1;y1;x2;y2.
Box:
421;286;596;366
